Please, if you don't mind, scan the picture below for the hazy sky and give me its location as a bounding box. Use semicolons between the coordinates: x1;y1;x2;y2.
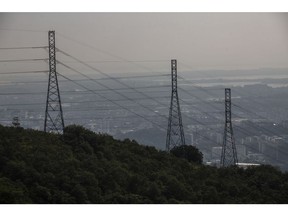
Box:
0;13;288;71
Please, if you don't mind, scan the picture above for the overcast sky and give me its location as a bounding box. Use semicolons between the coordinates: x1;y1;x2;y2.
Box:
0;13;288;72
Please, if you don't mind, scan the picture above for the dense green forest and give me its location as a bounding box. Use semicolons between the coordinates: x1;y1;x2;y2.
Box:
0;124;288;204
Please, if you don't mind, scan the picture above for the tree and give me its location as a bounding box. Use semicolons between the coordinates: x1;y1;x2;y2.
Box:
1;124;288;204
170;145;203;164
12;117;20;128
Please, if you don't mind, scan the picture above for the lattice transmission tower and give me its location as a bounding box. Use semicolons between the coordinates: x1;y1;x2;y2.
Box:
220;88;238;167
44;30;65;133
166;59;186;151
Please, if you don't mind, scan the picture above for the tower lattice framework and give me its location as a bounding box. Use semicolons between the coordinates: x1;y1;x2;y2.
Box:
44;30;65;133
221;88;238;167
166;59;186;151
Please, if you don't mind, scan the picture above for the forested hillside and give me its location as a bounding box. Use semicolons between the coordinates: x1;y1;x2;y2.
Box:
0;124;288;204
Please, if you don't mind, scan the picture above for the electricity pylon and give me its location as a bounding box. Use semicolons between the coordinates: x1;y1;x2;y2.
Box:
221;88;238;167
44;30;65;133
166;59;186;151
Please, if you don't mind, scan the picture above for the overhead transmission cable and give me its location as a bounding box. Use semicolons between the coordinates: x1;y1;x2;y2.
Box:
57;56;226;149
56;61;222;150
232;103;288;136
57;49;223;123
0;70;48;75
56;34;229;125
54;71;166;129
58;49;223;110
56;32;225;110
0;46;48;50
0;58;48;63
57;32;169;75
233;125;288;164
229;103;288;161
0;34;275;161
57;49;171;106
56;50;234;150
56;61;169;119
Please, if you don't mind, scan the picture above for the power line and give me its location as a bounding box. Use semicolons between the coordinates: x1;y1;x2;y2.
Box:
0;74;170;88
89;74;169;80
234;125;287;164
0;46;47;50
225;106;288;164
0;61;250;161
178;86;223;111
0;102;44;106
0;95;170;107
56;51;228;150
57;49;226;124
57;32;168;74
179;98;224;123
60;71;169;81
0;78;170;91
1;106;169;113
54;72;167;129
0;58;48;63
0;93;171;104
58;57;286;160
56;60;169;118
56;33;235;118
56;55;225;149
0;33;286;164
226;104;288;162
0;92;47;96
58;60;169;63
232;102;277;123
58;50;215;110
177;61;224;97
0;70;48;75
0;110;276;163
178;89;288;163
0;93;230;160
226;102;288;163
57;49;166;91
232;103;288;140
58;51;212;129
0;36;284;162
0;115;166;123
